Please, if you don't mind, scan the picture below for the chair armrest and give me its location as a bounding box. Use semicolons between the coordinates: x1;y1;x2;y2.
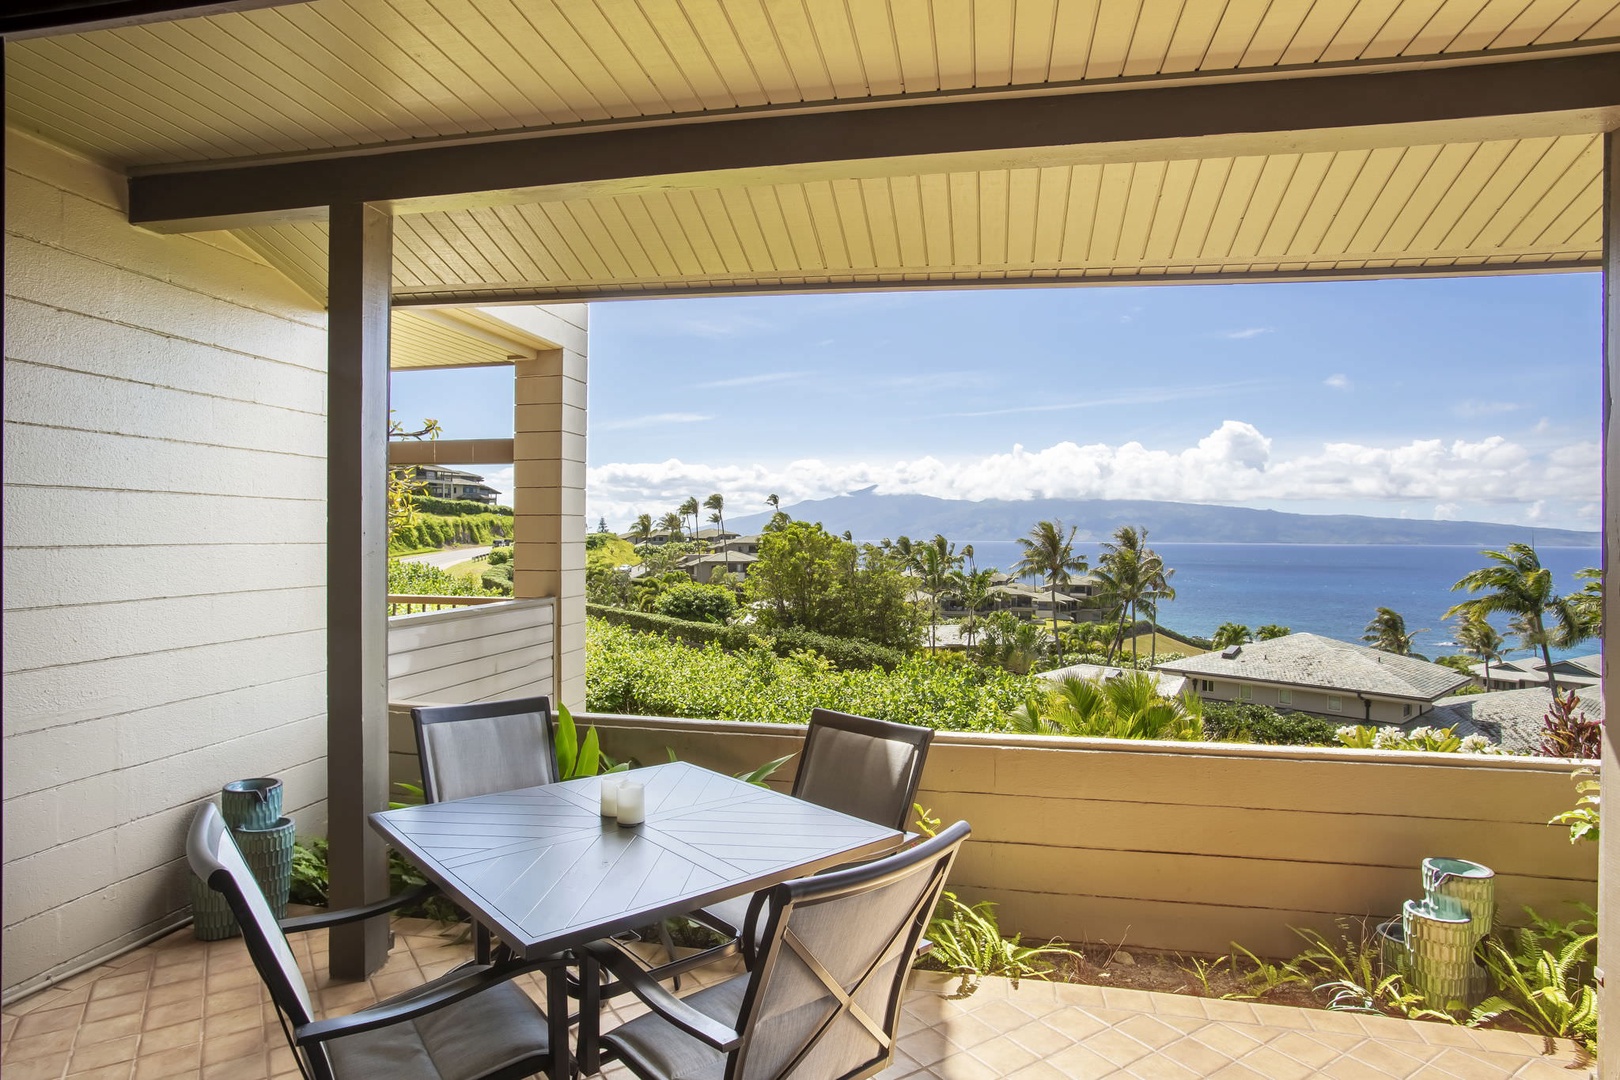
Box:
583;942;742;1052
293;955;562;1045
279;883;439;933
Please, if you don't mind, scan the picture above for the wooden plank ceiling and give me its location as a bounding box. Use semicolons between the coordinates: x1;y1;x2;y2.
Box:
7;0;1619;319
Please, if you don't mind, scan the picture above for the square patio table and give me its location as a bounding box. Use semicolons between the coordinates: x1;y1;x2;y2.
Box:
369;760;905;1078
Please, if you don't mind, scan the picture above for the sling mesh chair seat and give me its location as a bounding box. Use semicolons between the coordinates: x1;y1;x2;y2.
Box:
186;802;559;1080
578;820;969;1080
688;708;935;967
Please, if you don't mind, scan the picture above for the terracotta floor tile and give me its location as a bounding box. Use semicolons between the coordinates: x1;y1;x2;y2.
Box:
200;1026;265;1066
68;1034;141;1072
1006;1018;1080;1056
1080;1028;1154;1068
1006;1060;1077;1080
139;1000;200;1032
1158;1034;1234;1074
66;1063;136;1080
131;1042;201;1080
1045;1041;1122;1080
89;974;151;1002
967;1032;1039;1074
1114;1013;1182;1050
1232;1044;1317;1080
202;1052;267;1080
5;1048;74;1080
14;1003;87;1039
137;1019;201;1055
6;1027;77;1060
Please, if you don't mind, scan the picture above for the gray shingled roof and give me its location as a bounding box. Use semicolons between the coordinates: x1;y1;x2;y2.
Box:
1038;662;1188;698
1156;633;1470;701
1422;687;1606;754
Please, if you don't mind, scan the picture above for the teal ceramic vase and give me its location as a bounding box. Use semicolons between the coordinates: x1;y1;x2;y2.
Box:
188;873;240;941
221;778;283;831
236;816;297;919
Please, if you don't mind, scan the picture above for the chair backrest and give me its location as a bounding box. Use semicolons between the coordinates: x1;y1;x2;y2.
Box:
412;696;557;803
791;709;934;831
186;803;316;1027
732;820;969;1080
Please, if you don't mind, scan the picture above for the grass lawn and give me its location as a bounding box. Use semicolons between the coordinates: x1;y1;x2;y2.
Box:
1114;630;1206;659
444;558;488;580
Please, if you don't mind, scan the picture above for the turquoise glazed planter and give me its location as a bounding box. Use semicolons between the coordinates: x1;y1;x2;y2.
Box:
221;778;283;831
1422;857;1495;941
188;873;239;941
236;816;297;919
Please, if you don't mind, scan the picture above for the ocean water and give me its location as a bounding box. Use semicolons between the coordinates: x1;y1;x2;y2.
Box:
957;542;1601;662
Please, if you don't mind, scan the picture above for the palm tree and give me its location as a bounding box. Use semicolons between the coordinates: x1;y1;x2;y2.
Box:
1140;543;1175;664
1362;607;1426;658
1211;623;1252;649
766;493;780;513
1008;672;1204;741
1256;624;1291;640
1453;611;1504;688
911;535;962;651
1093;526;1147;663
1569;567;1602;639
678;497;700;545
1446;544;1586;698
630;513;654;545
952;566;995;646
704;493;727;572
658;511;684;541
1014;520;1088;652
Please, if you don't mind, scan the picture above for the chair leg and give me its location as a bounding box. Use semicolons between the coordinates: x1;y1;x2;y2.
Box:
578;951;602;1076
475;922;492;965
655;920;682;992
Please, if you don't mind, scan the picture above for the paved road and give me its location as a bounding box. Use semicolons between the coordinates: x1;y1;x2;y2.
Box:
398;545;493;570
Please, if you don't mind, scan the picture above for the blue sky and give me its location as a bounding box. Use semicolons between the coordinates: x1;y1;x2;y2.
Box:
390;274;1601;532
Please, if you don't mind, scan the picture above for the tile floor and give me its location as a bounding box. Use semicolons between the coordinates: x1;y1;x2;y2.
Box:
0;919;1591;1080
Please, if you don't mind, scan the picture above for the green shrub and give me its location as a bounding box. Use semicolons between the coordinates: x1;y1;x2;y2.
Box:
587;603;759;650
479;562;513;594
654;582;738;624
768;627;905;672
412;496;515;518
1203;702;1341;746
487;547;513;566
585;617;1036;732
388;560;496;597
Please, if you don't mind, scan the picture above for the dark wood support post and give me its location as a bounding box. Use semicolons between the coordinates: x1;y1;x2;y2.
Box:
1599;130;1617;1053
326;202;393;978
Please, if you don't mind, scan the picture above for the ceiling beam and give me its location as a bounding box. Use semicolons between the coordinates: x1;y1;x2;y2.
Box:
130;52;1620;232
389;259;1601;308
0;0;298;39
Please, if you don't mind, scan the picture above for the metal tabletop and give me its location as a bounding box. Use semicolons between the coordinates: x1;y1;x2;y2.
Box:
369;760;905;959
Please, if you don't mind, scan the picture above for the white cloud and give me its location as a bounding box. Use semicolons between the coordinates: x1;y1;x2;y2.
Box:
939;380;1267;419
1453;400;1522;418
1324;374;1351;391
595;412;712;431
586;423;1600;530
1218;327;1273;340
697;372;804;389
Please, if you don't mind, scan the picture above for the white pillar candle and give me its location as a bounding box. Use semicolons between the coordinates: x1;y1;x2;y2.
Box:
599;778;620;817
616;781;645;827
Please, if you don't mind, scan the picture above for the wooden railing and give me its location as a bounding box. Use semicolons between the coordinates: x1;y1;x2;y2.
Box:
387;593;507;615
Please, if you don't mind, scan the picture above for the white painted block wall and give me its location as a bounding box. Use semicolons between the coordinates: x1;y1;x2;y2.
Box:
2;130;329;998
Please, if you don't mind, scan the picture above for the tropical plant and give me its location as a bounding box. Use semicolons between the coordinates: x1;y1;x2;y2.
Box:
910;535;963;652
1008;671;1204;741
654;582;738;624
918;891;1079;998
1288;923;1453;1020
1474;925;1598;1056
951;566;996;646
678;497;700;545
1013;520;1088;652
554;703;629;780
1334;724;1500;753
1230;943;1309;997
704;492;728;570
657;510;685;541
1202;702;1340;746
1092;526;1147;662
1537;690;1603;759
1256;624;1291;640
1211;623;1252;649
386;414;441;544
1453;610;1504;687
1446;544;1587;698
1362;606;1426;658
1179;953;1230;996
1568;567;1602;639
1549;769;1601;844
765;493;780;514
972;612;1046;675
630;513;655;544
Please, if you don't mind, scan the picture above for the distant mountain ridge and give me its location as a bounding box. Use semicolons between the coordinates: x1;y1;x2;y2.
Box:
726;492;1598;547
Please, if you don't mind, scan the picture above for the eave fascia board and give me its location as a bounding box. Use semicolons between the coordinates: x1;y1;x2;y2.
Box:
0;0;301;39
129;52;1620;232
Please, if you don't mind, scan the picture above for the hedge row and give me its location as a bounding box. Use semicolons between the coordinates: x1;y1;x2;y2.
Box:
389;512;512;554
412;496;516;517
584;604;906;671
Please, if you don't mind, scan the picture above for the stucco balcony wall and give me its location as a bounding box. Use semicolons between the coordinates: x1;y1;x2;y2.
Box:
388;710;1598;959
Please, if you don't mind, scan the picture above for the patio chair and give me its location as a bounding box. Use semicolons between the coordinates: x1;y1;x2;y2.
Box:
412;696;564;964
411;695;558;804
186;802;559;1080
578;819;970;1080
688;709;935;967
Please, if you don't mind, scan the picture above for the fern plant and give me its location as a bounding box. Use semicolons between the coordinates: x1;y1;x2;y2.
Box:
1473;932;1598;1057
1288;923;1455;1021
1548;769;1600;844
921;891;1079;998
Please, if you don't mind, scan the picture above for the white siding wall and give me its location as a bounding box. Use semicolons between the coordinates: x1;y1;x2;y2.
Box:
2;130;328;997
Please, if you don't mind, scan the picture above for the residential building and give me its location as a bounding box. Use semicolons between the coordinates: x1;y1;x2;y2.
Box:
1038;662;1189;698
402;463;499;504
1422;687;1606;755
1470;653;1602;691
675;550;759;584
1157;633;1471;724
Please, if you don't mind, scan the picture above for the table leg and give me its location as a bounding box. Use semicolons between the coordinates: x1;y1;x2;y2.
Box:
547;963;572;1080
578;951;602;1076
